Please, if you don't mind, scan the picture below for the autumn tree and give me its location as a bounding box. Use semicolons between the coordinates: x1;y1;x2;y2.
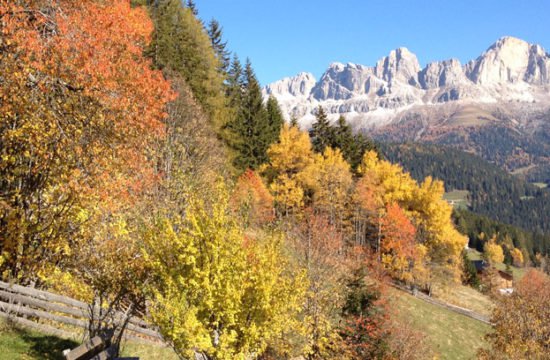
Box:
303;147;353;227
287;211;348;359
262;124;314;216
479;269;550;360
510;247;524;267
380;203;420;282
483;236;505;265
356;151;467;290
0;0;172;283
230;169;274;227
144;182;304;359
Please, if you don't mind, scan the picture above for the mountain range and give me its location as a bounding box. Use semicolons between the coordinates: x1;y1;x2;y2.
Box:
264;36;550;182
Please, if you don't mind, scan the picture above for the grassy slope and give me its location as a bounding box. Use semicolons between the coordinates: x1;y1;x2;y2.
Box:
443;190;471;209
0;319;178;360
445;105;497;127
390;289;491;360
435;284;494;318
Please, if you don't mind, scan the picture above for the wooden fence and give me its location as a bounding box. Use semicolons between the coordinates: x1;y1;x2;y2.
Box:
0;281;163;344
390;283;492;324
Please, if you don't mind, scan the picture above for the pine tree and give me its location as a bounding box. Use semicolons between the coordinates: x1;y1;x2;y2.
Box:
348;132;378;170
310;106;334;153
266;96;284;146
185;0;198;15
207;19;230;73
226;54;244;108
229;59;270;171
333;115;353;152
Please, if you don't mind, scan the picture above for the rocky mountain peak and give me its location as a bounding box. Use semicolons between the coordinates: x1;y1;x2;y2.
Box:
375;47;421;85
263;72;316;98
466;36;550;85
263;37;550;128
419;58;467;89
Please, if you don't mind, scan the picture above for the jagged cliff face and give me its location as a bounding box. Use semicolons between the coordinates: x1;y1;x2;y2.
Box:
263;36;550;129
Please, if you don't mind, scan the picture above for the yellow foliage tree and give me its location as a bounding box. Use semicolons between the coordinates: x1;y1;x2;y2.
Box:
510;247;524;267
143;182;305;359
262;124;314;215
304;147;353;225
479;270;550;359
356;151;467;287
483;236;505;265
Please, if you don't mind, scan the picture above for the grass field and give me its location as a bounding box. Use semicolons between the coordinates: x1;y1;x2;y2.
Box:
443;190;470;209
0;319;178;360
445;106;497;127
435;284;494;317
390;289;491;360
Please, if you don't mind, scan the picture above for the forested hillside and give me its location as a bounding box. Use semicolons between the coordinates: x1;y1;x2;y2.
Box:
372;109;550;185
1;1;548;359
381;143;550;241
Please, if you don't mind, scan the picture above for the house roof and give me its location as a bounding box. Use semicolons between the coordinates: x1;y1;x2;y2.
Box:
472;260;489;272
497;270;514;281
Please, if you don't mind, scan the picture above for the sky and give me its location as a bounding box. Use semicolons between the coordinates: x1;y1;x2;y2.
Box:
195;0;550;86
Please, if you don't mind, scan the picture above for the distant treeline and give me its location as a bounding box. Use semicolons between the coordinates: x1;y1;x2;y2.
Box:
453;208;550;260
381;142;550;257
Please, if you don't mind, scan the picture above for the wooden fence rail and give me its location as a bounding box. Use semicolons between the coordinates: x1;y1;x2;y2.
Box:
390;283;492;325
0;280;163;344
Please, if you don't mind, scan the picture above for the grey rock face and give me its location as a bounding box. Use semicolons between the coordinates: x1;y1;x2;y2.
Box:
375;47;421;85
419;59;468;89
263;37;550;127
263;72;316;98
465;36;550;85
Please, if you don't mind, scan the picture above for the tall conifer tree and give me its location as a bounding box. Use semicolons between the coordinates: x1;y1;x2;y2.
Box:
311;106;334;153
229;59;271;171
207;19;230;73
185;0;198;15
226;55;244;108
266;96;284;145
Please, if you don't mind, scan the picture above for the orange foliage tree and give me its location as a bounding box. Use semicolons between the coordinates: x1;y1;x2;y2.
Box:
380;203;419;282
230;169;274;227
0;0;173;284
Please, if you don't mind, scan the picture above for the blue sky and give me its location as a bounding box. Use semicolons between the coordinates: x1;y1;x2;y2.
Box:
195;0;550;86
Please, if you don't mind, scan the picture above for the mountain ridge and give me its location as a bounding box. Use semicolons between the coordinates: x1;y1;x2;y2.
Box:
264;36;550;128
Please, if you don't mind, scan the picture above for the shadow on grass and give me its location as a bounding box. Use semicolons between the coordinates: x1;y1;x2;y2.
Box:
12;326;79;360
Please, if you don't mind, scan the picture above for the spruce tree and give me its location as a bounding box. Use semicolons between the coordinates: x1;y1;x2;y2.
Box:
348;132;378;170
226;55;244;108
311;106;334;153
333;115;353;151
266;96;284;145
185;0;198;15
207;19;230;73
229;59;270;171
